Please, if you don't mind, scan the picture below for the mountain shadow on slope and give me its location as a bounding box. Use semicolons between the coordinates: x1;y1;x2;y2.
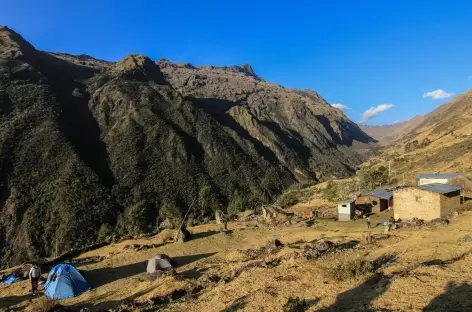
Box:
0;26;374;267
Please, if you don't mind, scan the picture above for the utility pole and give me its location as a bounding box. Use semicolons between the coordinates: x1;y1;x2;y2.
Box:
388;161;391;183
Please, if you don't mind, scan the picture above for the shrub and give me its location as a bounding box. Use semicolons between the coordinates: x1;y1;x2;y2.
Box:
276;191;300;208
31;297;59;312
97;223;114;241
323;181;339;202
326;258;374;281
123;201;157;236
282;297;309;312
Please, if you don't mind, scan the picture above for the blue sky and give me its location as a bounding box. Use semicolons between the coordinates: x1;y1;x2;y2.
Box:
2;0;472;125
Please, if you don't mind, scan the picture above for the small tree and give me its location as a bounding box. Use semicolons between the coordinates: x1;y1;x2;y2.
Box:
227;190;246;216
97;223;114;241
358;166;389;189
198;185;220;219
323;181;339;202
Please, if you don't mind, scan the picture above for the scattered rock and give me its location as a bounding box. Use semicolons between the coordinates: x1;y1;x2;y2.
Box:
215;210;223;225
463;235;472;242
123;244;141;250
174;226;192;243
232;259;281;278
266;239;284;254
429;218;449;226
313;240;335;253
371;234;390;240
159;218;175;230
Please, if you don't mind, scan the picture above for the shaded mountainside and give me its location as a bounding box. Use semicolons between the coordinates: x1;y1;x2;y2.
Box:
0;26;374;266
360;115;425;145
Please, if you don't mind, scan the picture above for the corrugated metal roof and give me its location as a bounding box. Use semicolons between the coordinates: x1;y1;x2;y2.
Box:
419;173;463;180
418;183;462;194
365;189;393;199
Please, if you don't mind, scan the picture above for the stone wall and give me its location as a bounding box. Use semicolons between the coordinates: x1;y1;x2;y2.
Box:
394;188;441;221
440;190;461;216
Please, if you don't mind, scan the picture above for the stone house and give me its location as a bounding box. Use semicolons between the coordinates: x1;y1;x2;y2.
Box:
355;189;393;214
393;183;462;221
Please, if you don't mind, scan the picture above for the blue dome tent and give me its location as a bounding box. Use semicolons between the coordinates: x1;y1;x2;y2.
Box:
44;264;91;300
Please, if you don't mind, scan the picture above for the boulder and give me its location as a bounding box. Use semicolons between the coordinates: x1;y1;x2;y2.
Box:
265;239;284;254
159;218;175;230
215;211;222;224
313;240;335;253
429;218;449;226
463;235;472;243
174;227;191;243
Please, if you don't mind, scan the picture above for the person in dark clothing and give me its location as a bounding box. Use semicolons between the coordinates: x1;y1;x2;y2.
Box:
29;264;41;295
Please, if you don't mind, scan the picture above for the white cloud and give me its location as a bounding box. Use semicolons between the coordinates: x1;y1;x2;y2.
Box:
422;89;454;100
360;103;394;123
331;103;348;111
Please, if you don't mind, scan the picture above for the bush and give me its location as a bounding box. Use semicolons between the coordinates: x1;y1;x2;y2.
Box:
326;258;374;281
123;201;157;236
97;223;114;241
276;191;300;207
282;297;309;312
323;181;339;202
31;297;59;312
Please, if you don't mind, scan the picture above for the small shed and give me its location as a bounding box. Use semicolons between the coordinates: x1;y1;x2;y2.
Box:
417;173;463;186
338;199;355;221
393;183;462;221
355;189;393;214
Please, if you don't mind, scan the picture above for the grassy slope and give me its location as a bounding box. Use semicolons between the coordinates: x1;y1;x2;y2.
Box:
2;211;472;311
365;90;472;185
360;116;425;145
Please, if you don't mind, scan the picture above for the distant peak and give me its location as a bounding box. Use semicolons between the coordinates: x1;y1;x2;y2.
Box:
112;54;166;84
156;58;195;69
221;63;261;80
0;25;37;61
241;64;256;76
115;54;154;70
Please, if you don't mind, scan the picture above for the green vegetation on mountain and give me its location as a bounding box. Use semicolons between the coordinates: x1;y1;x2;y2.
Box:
0;26;374;267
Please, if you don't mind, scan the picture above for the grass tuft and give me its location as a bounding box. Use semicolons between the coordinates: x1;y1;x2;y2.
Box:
325;257;374;281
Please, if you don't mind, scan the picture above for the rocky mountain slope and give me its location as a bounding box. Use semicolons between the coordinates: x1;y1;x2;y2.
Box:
360;115;425;144
0;25;374;266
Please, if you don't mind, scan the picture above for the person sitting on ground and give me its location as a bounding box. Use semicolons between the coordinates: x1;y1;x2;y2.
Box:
29;263;41;295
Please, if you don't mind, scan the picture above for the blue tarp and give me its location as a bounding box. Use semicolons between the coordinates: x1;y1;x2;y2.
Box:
44;264;91;300
1;273;21;285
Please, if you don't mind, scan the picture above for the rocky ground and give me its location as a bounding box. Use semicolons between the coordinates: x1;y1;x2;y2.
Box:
1;208;472;312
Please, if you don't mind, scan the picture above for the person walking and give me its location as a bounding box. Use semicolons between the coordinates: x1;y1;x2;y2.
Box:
29;264;41;295
366;216;371;229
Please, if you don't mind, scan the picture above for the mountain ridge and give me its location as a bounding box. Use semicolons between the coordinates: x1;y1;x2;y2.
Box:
0;25;374;266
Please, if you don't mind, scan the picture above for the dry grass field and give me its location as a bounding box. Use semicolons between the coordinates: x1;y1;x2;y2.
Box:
2;209;472;312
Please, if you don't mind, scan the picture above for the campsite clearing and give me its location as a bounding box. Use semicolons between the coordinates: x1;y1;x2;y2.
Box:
1;213;472;311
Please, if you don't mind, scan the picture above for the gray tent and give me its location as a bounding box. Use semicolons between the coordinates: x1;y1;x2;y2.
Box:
146;254;174;275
